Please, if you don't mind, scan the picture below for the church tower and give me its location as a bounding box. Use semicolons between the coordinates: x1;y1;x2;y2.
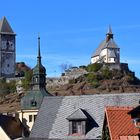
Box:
91;25;120;64
19;36;51;131
0;17;16;77
31;35;47;90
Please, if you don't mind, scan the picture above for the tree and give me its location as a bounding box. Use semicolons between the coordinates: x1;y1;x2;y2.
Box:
60;63;72;73
22;70;33;90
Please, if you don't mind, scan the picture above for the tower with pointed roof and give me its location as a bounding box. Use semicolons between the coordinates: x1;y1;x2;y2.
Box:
91;26;120;64
21;36;51;110
18;36;51;131
0;17;16;77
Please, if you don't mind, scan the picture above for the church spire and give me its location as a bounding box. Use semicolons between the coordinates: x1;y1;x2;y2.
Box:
32;35;46;90
107;25;113;34
106;25;113;42
37;34;41;64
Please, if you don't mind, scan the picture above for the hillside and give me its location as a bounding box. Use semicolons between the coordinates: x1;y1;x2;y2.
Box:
48;63;140;95
1;63;140;113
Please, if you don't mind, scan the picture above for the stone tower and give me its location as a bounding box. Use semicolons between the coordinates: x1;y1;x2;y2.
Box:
0;17;16;77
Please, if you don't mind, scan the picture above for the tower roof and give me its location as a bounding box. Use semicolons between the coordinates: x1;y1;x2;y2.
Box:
33;36;46;75
91;26;118;57
21;36;51;110
0;16;15;34
106;25;113;35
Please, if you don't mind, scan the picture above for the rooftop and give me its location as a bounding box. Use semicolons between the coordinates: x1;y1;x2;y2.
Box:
105;106;140;140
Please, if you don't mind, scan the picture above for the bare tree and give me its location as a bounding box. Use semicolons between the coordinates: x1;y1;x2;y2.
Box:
59;63;72;73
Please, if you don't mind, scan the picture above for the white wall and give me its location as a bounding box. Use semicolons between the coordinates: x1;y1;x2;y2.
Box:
91;56;99;63
0;127;10;140
91;48;120;64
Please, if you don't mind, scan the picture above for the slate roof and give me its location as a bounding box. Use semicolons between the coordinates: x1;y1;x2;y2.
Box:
30;93;140;140
92;39;118;57
0;16;15;34
105;106;139;140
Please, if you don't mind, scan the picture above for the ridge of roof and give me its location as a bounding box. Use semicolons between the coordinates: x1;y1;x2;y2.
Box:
106;106;134;111
42;92;140;100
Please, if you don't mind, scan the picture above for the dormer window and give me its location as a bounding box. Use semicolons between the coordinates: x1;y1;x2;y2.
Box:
31;99;37;107
71;120;85;134
67;109;87;135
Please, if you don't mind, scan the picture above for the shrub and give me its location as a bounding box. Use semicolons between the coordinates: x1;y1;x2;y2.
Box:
86;63;102;72
91;81;100;88
101;67;111;79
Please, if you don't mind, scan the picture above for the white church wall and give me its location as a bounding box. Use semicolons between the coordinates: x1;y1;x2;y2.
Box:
91;56;99;63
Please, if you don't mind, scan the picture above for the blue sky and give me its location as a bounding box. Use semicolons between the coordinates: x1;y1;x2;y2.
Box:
1;0;140;77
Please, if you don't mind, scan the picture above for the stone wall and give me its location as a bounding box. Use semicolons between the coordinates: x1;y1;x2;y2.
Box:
46;67;87;87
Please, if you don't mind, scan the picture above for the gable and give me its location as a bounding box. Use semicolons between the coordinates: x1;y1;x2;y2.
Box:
67;109;87;120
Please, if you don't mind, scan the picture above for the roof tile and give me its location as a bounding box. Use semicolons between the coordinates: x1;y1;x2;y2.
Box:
105;106;139;140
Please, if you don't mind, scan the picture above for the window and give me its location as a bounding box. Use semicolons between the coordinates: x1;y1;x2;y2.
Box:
35;76;38;82
72;121;82;134
29;115;32;122
67;109;87;135
29;115;37;122
68;120;86;135
31;100;37;107
34;115;37;122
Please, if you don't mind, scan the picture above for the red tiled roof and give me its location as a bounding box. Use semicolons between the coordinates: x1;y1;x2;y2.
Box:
105;106;140;140
120;136;139;140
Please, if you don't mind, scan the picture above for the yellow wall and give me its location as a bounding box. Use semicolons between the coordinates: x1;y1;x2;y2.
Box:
18;109;38;131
